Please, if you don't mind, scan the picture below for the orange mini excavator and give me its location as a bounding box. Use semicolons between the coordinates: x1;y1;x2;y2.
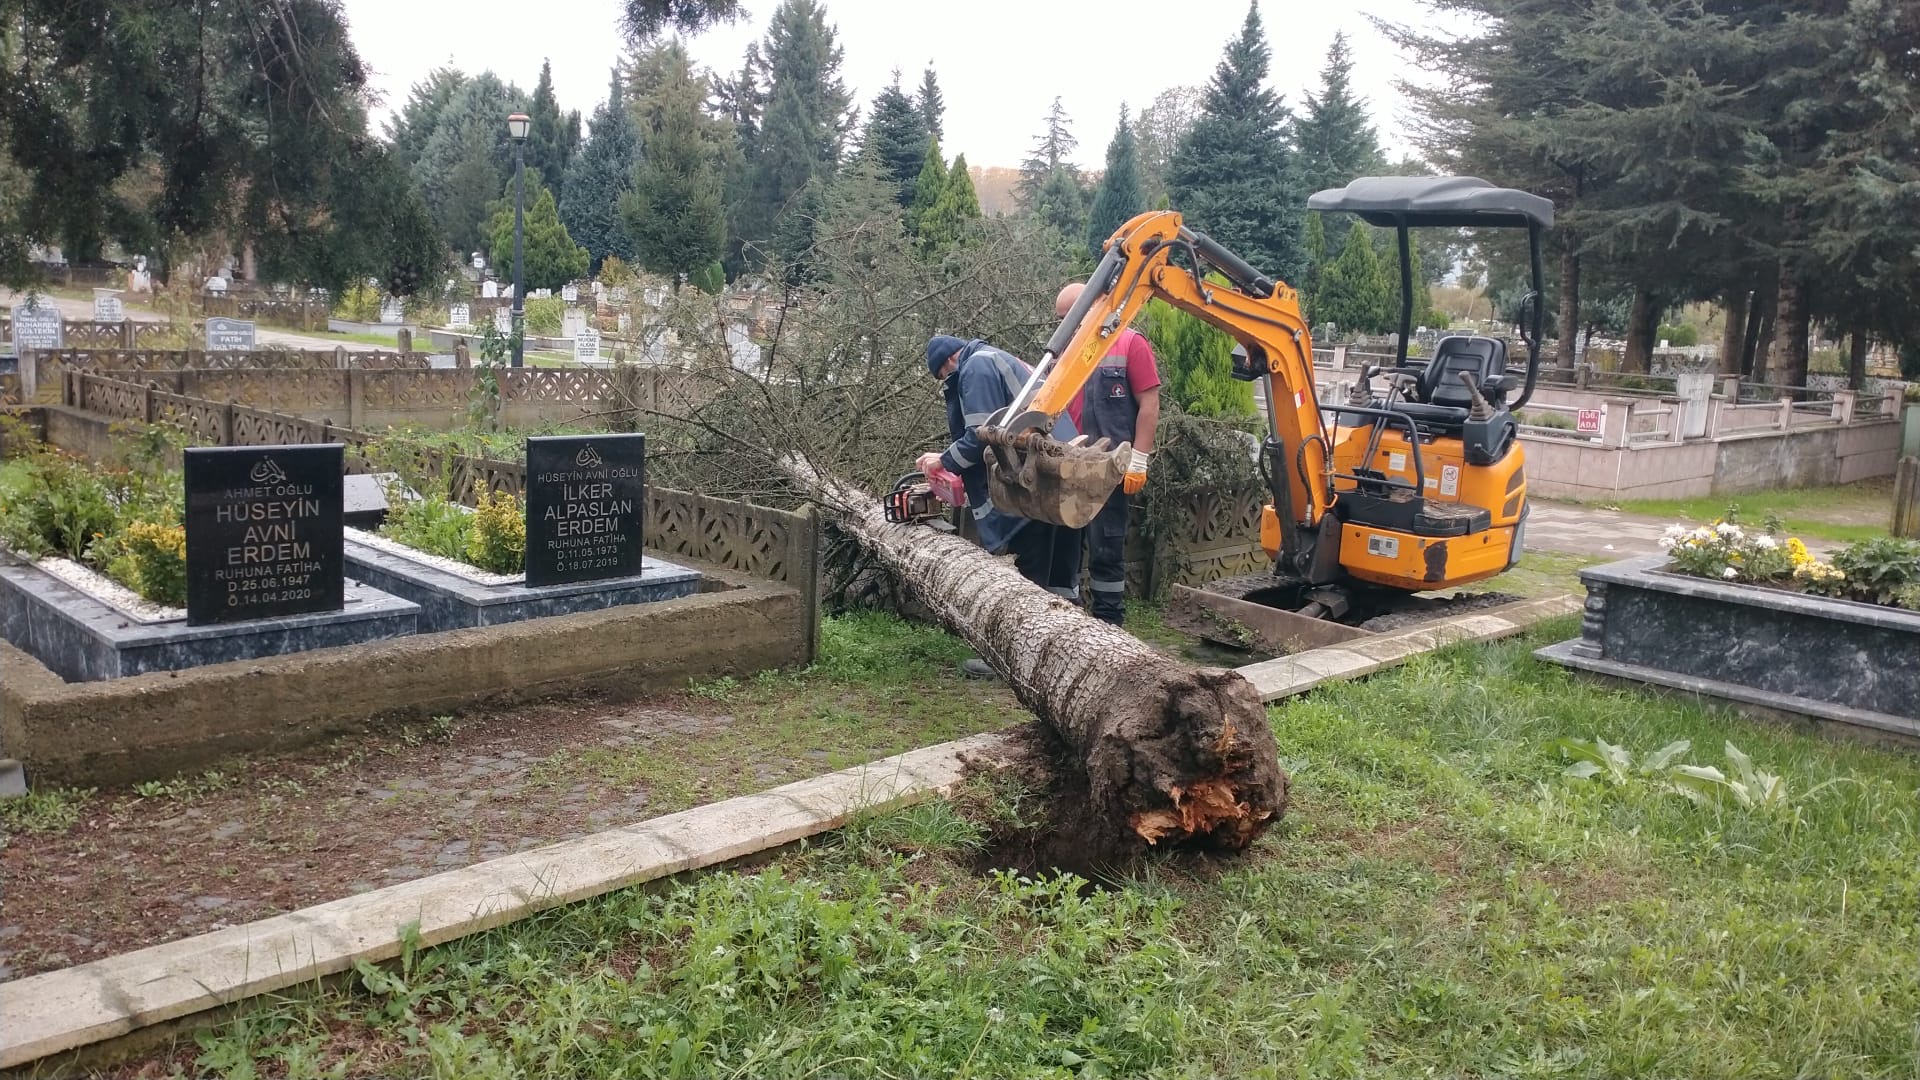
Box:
973;175;1554;629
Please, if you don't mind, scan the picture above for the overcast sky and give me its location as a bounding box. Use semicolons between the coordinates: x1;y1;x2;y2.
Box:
340;0;1467;171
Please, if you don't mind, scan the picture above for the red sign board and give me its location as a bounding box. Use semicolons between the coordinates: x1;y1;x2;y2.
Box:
1576;407;1604;434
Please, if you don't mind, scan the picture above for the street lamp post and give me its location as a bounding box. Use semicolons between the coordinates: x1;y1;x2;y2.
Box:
506;112;531;368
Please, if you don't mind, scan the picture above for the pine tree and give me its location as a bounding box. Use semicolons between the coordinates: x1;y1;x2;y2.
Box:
1295;33;1385;195
561;68;643;273
1168;3;1305;284
1085;107;1145;256
621;42;728;288
486;180;590;290
915;149;983;254
743;0;853;269
1313;220;1394;335
918;65;945;143
860;74;931;206
387;68;469;173
1018;97;1079;207
907;139;948;237
1034;168;1088;250
527;60;581;198
411;73;529;257
1300;212;1329;324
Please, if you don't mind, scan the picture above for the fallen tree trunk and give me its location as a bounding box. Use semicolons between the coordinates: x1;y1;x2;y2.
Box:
792;463;1289;852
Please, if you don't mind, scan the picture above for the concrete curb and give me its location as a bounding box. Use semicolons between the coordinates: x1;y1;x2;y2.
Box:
1236;595;1582;701
0;731;1015;1070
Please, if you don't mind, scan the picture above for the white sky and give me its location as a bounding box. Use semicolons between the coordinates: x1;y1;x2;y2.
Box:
341;0;1469;170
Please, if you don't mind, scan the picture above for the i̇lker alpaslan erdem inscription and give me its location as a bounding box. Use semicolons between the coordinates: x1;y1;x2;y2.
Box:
524;434;646;587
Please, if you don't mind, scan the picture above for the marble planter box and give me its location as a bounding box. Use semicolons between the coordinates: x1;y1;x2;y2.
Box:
1538;553;1920;741
0;551;419;683
344;530;702;634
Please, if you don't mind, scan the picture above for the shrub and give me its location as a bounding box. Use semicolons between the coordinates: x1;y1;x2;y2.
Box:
523;297;564;335
1655;323;1698;347
333;282;382;323
379;493;471;561
110;521;187;606
1824;537;1920;609
466;491;526;574
0;455;119;560
598;256;637;288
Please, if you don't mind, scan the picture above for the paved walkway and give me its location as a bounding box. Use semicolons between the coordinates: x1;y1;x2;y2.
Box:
1;289;383;352
1525;501;1675;558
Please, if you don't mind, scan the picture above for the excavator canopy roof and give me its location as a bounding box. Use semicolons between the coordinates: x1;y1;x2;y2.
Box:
1307;176;1554;229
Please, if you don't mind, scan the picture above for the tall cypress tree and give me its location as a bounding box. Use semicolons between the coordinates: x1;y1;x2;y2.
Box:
744;0;852;268
1313;220;1394;334
1168;3;1305;284
561;68;643;273
1294;33;1385;195
918;65;945;144
859;74;931;206
622;41;728;288
527;60;581;199
486;180;589;290
1085;107;1146;256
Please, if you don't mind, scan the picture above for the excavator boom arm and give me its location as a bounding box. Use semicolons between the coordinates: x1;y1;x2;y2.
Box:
992;211;1331;535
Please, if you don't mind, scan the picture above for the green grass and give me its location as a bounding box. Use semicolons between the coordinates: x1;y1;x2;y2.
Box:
1603;480;1894;544
158;620;1920;1079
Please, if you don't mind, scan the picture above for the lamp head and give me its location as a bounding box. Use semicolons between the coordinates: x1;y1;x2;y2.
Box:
506;112;531;141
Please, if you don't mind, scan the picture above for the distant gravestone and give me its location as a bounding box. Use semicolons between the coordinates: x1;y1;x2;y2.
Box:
447;303;471;328
494;307;513;335
609;287;629;304
206;317;256;351
617;312;631;334
379;297;405;325
524;434;646;587
9;304;62;352
574;328;601;362
562;307;587;339
184;444;344;626
562;283;579;302
93;289;124;322
481;280;499;299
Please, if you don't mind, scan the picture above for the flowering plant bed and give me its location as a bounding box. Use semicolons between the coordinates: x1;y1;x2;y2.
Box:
1657;519;1920;612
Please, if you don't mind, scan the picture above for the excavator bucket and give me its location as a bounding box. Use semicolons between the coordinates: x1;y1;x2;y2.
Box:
980;429;1131;529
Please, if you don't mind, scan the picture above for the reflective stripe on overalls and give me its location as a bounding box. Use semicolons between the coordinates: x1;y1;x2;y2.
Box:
1079;341;1138;622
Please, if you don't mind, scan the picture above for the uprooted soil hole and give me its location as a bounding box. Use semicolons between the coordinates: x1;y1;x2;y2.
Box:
958;724;1151;891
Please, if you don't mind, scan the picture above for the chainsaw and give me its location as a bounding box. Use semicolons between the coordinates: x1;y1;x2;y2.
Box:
883;465;967;526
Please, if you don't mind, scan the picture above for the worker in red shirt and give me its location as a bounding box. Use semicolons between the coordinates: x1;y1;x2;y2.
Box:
1054;282;1161;625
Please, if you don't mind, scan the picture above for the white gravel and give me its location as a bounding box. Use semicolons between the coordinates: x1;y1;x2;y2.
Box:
346;527;524;586
30;554;185;623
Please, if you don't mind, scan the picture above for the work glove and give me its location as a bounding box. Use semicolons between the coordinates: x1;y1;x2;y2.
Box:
1123;448;1150;495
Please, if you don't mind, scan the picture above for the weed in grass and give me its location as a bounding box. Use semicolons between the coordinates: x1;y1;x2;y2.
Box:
0;786;93;835
132;768;235;801
687;674;739;700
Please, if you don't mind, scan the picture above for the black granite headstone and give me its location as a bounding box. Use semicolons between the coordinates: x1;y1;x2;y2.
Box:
524;434;646;587
184;444;344;625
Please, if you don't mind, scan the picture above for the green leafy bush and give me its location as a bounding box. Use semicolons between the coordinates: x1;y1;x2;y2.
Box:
379;493;472;562
466;490;525;573
0;455;118;559
1823;537;1920;609
333;282;382;323
109;521;187;606
1655;323;1699;347
523;296;564;335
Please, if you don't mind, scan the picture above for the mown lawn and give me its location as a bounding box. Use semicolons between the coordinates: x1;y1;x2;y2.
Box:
128;620;1919;1079
1607;479;1895;544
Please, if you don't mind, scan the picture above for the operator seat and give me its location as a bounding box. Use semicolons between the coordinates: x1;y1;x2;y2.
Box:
1393;335;1510;430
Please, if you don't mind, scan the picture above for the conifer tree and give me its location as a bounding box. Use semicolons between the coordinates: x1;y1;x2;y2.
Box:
561;69;643;272
527;60;582;199
1294;33;1385;194
860;74;932;206
743;0;853;269
916;149;983;254
1138;300;1256;417
1085;107;1146;256
1168;3;1305;283
1300;212;1329;324
907;139;948;237
1018;97;1079;207
1135;86;1201;208
486;180;589;290
621;42;728;288
918;65;946;143
1313;220;1394;335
